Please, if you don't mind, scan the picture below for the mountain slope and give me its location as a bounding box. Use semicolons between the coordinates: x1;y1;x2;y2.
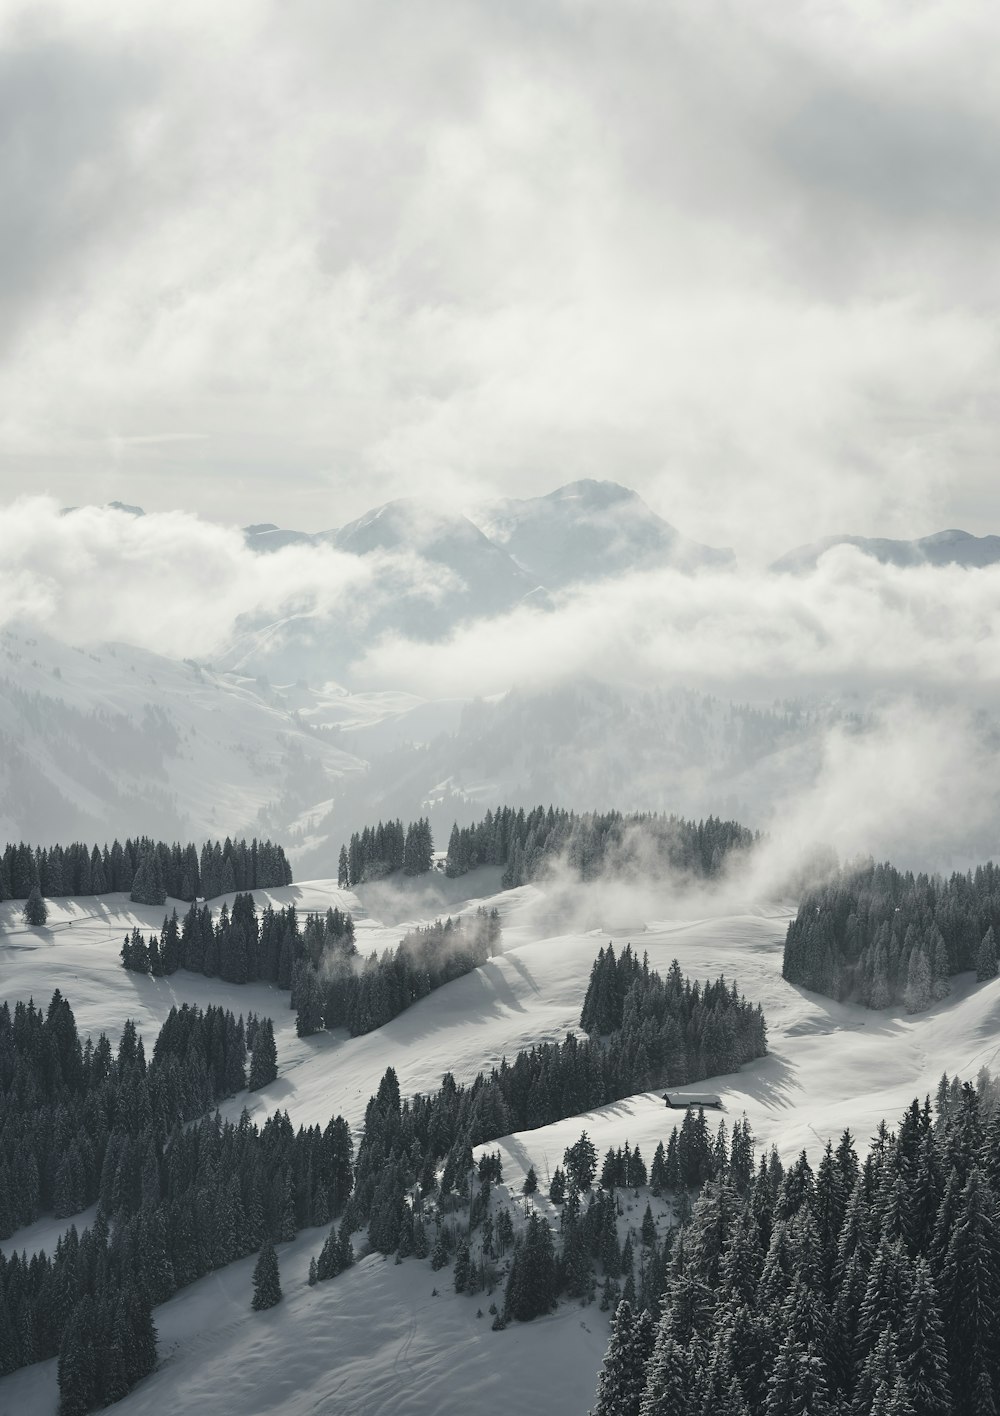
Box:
3;870;1000;1416
0;626;366;846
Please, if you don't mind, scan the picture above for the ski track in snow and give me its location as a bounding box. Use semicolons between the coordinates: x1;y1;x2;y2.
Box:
2;869;999;1415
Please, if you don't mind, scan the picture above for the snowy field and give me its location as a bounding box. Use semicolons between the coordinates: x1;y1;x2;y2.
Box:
3;869;1000;1415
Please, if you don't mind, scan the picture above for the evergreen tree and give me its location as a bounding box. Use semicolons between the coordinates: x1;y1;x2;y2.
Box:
938;1167;1000;1415
504;1213;556;1322
249;1018;278;1090
251;1238;282;1310
594;1301;655;1416
23;885;48;926
639;1329;692;1416
57;1297;97;1416
130;849;166;907
898;1258;950;1416
454;1239;471;1293
977;927;999;983
764;1331;831;1416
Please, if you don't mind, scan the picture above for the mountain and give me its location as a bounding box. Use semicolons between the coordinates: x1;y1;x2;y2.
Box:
331;498;541;623
231;501;544;681
233;482;732;682
473;479;735;587
772;527;1000;573
243;522;316;552
0;625;368;847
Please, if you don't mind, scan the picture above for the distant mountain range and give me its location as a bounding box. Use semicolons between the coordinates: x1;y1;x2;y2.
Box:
771;528;1000;573
228;480;734;678
244;478;733;589
79;487;1000;681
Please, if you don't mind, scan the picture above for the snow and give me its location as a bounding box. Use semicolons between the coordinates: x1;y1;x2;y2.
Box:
4;869;1000;1415
0;1232;611;1416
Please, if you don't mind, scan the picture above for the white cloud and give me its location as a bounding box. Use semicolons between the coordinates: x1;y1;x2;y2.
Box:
1;2;1000;549
357;545;1000;699
0;497;449;660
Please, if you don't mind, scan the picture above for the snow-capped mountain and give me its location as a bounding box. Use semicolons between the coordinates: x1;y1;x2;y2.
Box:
231;482;731;682
772;527;1000;572
472;479;735;585
331;499;542;620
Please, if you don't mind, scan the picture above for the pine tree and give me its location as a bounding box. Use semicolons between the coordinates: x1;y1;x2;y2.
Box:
23;885;47;927
764;1331;832;1416
594;1300;645;1416
57;1297;97;1416
249;1018;278;1089
454;1239;471;1293
977;927;999;983
251;1238;282;1310
938;1167;1000;1415
898;1258;949;1416
903;947;932;1014
638;1328;692;1416
130;849;166;907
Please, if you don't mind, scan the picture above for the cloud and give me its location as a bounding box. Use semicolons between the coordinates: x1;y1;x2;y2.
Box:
6;496;1000;705
357;545;1000;699
1;2;1000;548
0;497;453;660
3;494;999;876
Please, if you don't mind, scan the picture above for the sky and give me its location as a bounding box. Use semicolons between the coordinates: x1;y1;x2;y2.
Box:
1;0;999;559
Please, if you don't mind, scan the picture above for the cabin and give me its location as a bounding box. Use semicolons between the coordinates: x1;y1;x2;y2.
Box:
663;1092;722;1110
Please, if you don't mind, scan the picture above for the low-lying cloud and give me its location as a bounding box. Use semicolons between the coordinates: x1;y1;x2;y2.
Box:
360;547;1000;700
6;497;1000;701
4;496;1000;878
0;497;455;661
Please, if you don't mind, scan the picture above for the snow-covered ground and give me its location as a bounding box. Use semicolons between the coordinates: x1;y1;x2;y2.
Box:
3;869;1000;1415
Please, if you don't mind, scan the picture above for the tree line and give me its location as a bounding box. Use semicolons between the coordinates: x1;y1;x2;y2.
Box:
783;858;1000;1012
592;1068;1000;1416
119;894;502;1044
292;907;502;1039
119;895;355;989
338;818;434;886
337;806;758;891
0;835;292;906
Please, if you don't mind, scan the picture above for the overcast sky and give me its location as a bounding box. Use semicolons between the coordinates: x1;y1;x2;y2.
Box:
1;0;998;557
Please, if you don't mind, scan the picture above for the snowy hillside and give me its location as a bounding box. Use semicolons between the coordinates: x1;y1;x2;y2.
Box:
3;868;999;1416
0;627;372;846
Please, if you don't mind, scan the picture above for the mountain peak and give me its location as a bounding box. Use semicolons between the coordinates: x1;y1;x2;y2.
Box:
474;480;734;587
